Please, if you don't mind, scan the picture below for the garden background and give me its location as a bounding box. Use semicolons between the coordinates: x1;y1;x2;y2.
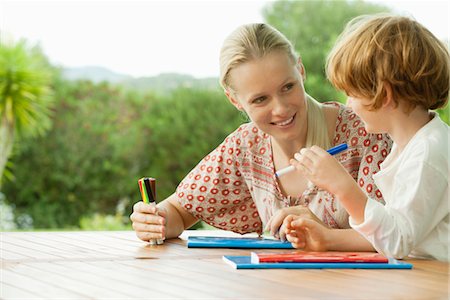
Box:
1;0;448;230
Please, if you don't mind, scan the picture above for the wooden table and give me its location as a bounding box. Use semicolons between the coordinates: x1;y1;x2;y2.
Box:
1;230;448;299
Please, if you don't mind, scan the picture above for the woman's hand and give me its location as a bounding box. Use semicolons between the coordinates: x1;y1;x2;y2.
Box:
283;214;330;251
130;201;166;242
265;206;325;241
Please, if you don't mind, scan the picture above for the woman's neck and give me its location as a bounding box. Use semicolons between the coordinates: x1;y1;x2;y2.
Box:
271;130;307;168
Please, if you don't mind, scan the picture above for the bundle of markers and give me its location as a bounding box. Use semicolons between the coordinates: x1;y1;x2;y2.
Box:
138;177;164;245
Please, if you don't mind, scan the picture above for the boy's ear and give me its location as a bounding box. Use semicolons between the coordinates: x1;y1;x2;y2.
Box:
382;82;395;108
225;90;243;111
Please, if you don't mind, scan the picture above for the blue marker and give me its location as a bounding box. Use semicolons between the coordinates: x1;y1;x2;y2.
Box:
275;143;348;177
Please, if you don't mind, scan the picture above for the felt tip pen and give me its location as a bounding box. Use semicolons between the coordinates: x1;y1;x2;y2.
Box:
275;143;348;177
138;177;164;245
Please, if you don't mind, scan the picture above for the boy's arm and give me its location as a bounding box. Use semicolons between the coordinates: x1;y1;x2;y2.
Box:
285;215;375;251
326;228;375;251
334;177;368;224
292;146;368;223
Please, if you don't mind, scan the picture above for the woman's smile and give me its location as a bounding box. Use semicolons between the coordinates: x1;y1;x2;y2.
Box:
271;113;296;128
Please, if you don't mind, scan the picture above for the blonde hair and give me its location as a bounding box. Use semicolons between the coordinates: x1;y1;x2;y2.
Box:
220;23;331;148
327;14;450;112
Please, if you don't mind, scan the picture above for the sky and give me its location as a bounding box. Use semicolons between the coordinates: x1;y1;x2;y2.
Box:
1;0;449;78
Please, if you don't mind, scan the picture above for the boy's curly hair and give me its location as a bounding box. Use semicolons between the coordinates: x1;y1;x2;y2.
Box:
326;14;449;112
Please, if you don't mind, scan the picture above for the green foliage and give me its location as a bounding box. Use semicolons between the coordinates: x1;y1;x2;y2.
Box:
0;192;17;230
79;213;131;230
0;40;55;137
79;197;130;230
263;0;389;102
2;79;243;228
0;39;56;186
138;88;243;198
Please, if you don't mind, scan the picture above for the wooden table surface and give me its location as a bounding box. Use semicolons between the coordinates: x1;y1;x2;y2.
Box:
1;230;448;299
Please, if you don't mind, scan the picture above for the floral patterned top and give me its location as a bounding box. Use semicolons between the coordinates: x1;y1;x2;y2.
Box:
176;102;392;234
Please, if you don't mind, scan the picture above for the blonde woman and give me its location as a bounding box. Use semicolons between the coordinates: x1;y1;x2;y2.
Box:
131;23;392;251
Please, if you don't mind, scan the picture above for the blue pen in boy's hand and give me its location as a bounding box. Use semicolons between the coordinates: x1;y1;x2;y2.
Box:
275;143;348;177
325;143;348;155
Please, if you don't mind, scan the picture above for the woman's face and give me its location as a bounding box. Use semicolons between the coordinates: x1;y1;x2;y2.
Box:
226;51;308;142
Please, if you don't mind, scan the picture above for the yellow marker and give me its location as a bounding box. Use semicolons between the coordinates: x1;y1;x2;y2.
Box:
138;177;164;245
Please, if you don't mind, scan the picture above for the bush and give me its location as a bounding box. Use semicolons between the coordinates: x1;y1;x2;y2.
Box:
2;80;243;229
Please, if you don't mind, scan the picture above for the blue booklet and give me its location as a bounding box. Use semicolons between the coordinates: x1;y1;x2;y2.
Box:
222;255;413;269
187;236;294;249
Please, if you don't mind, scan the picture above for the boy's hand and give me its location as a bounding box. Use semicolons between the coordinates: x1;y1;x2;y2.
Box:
291;146;353;196
284;214;330;251
265;206;325;242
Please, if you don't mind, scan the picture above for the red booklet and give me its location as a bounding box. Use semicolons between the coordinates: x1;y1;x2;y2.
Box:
250;251;388;264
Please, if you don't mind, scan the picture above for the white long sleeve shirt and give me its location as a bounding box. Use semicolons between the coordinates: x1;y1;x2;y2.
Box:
350;114;449;261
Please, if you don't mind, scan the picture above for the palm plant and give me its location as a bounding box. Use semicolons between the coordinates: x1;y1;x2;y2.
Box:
0;39;54;188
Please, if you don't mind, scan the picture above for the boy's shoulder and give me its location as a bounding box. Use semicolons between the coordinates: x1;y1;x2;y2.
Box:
417;114;448;149
407;115;449;173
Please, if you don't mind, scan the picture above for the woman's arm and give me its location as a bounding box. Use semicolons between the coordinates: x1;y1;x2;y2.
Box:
163;193;199;239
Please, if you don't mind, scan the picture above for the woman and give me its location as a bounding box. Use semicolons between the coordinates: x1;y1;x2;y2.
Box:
130;23;392;251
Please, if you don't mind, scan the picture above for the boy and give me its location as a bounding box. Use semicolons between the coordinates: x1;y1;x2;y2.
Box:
285;14;449;261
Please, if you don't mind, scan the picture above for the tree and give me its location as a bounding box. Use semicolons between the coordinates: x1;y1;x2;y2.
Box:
263;0;389;102
0;39;54;187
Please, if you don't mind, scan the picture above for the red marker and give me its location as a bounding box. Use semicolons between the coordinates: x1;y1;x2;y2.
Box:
138;177;164;245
